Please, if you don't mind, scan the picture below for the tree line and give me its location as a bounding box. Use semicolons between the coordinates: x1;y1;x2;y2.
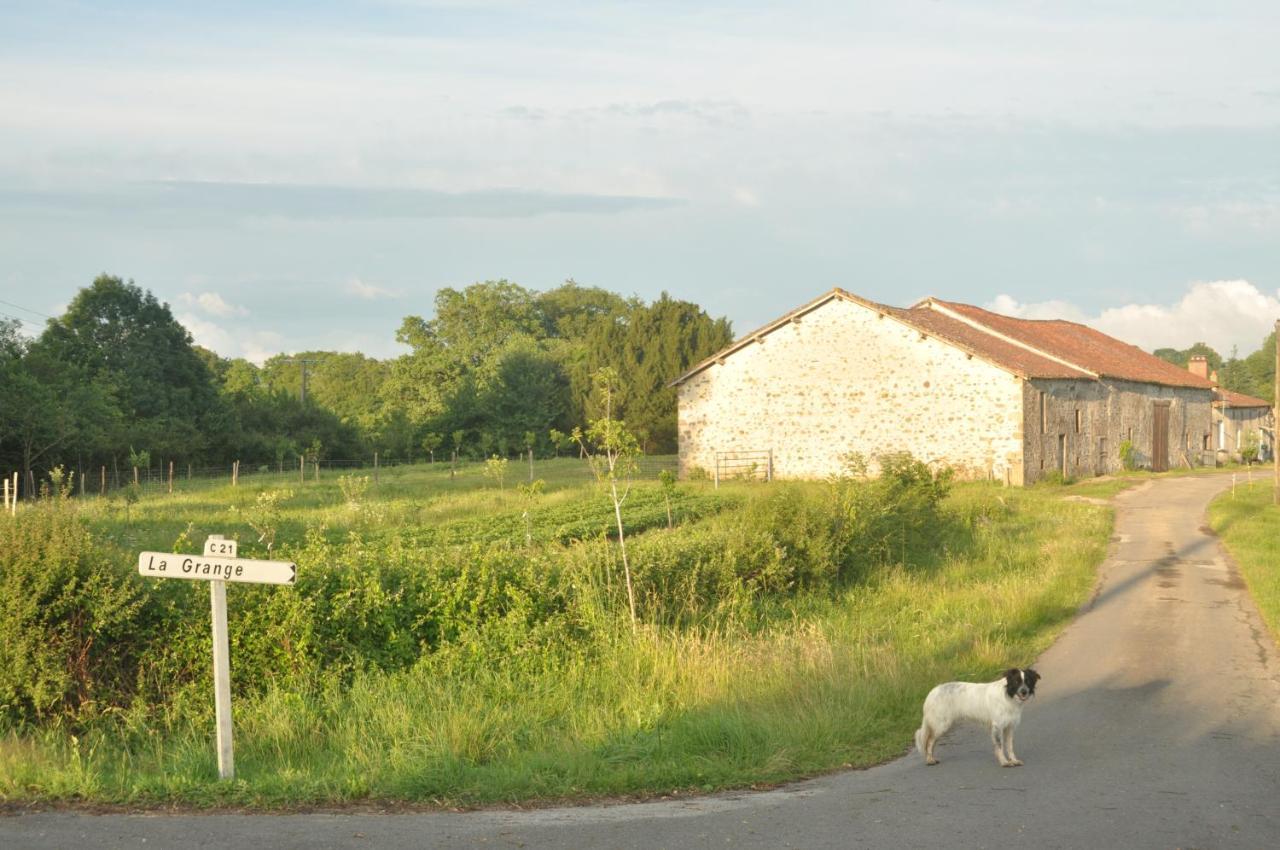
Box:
0;275;733;492
1153;338;1278;403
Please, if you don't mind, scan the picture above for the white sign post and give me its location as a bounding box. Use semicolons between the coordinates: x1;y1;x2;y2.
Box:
137;535;296;781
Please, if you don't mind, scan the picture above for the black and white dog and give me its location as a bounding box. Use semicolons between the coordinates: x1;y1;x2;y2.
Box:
914;668;1040;767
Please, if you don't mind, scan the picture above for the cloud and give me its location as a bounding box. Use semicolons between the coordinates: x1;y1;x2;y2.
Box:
988;280;1280;357
178;313;284;365
0;181;683;223
345;278;399;300
180;291;248;317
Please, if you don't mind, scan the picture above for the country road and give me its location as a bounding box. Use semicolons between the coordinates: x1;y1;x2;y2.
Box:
6;473;1280;849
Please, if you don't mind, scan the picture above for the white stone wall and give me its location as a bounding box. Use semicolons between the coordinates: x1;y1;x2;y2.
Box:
676;297;1026;482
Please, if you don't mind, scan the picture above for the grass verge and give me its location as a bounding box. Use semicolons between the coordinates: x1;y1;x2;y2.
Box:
1208;480;1280;643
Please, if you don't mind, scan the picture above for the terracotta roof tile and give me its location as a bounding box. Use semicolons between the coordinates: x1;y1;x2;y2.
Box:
1214;388;1271;408
929;299;1216;390
882;305;1090;379
670;288;1223;391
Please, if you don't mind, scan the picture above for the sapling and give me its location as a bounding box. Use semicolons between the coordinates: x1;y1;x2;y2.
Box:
573;367;642;625
517;479;545;546
484;455;509;491
658;469;676;529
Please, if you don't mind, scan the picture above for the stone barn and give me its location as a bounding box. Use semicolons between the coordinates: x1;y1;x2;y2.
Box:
671;289;1216;485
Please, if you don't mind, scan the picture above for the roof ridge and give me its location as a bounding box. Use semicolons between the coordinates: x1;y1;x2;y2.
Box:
921;298;1100;378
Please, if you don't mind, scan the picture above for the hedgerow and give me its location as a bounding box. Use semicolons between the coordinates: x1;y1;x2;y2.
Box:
0;455;952;728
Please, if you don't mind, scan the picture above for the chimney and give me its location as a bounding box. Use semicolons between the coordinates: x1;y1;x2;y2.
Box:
1188;355;1209;380
1210;369;1219;385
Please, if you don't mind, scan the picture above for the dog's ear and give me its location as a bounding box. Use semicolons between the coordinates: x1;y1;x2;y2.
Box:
1024;668;1041;686
1003;668;1020;682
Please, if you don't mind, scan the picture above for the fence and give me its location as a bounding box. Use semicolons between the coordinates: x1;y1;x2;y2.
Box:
714;449;773;487
3;452;682;504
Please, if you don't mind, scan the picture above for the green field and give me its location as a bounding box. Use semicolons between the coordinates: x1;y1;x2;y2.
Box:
1;457;1112;807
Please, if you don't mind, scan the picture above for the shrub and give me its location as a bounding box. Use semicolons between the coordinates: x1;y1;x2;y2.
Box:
1119;439;1138;471
0;503;144;724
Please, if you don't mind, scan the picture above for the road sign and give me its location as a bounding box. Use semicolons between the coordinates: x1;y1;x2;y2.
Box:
204;537;238;557
136;535;297;781
137;551;296;585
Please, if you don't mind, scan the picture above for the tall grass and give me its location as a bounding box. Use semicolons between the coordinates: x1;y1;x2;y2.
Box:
1207;481;1280;642
0;475;1109;805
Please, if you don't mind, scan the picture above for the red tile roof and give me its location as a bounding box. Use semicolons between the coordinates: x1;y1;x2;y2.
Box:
881;304;1090;379
670;288;1220;392
925;299;1216;389
1214;388;1271;409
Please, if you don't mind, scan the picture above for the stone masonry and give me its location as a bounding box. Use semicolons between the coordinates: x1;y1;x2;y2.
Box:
677;297;1026;482
674;289;1218;485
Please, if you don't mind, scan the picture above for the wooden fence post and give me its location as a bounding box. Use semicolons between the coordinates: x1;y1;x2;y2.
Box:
169;461;174;494
300;455;305;484
100;466;106;496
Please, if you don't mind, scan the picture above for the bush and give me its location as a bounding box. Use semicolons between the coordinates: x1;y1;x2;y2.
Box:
0;452;959;726
1119;439;1138;471
0;502;144;724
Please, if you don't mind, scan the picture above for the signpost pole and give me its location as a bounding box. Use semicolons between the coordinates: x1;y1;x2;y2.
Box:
210;579;234;780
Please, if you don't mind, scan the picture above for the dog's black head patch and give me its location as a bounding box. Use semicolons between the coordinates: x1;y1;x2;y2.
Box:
1004;668;1040;702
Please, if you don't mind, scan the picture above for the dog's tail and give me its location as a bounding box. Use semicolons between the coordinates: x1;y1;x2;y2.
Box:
914;725;926;753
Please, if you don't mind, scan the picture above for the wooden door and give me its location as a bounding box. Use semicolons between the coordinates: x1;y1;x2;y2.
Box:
1152;402;1170;472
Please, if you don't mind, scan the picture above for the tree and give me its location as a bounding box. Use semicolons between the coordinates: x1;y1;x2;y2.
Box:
578;293;733;452
421;432;443;464
573;368;642;626
0;331;119;496
35;275;219;463
1152;342;1223;373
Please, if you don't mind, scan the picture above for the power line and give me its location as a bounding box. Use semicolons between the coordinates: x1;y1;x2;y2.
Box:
0;297;54;320
0;309;43;332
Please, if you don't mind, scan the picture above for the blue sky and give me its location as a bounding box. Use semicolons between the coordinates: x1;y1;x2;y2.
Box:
2;1;1278;362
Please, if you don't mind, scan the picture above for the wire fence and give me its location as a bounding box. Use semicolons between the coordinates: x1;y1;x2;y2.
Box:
2;453;682;504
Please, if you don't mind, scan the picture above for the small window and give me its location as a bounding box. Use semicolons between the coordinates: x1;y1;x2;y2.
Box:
1075;409;1082;433
1040;392;1047;434
1203;434;1210;451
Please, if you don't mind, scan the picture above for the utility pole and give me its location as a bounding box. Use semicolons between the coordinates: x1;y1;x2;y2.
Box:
281;358;320;405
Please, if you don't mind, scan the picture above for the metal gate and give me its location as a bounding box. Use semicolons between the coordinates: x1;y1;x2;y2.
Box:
714;450;773;487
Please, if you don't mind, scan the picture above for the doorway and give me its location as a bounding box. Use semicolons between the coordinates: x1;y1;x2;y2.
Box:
1152;402;1170;472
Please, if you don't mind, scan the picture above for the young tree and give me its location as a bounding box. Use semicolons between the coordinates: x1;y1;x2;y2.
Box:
421;432;443;464
573;367;642;625
483;455;509;491
523;430;537;481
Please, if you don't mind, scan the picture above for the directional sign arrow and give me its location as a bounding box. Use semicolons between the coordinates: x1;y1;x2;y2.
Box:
137;551;297;586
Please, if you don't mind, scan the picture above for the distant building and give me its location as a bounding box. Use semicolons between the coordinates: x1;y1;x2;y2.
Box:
671;289;1216;484
1188;356;1275;462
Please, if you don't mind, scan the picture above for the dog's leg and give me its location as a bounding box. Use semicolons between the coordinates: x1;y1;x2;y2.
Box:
990;723;1011;766
924;726;939;765
1004;726;1022;767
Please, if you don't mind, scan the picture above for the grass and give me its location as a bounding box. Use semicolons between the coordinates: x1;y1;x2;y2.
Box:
1207;479;1280;644
0;469;1112;808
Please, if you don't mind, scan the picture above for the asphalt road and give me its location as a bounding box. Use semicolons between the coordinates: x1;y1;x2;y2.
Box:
7;473;1280;849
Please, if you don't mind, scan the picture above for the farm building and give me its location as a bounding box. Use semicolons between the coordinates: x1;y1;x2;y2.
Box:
671;289;1218;485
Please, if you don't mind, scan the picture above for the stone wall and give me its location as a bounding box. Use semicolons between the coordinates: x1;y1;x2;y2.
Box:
1021;378;1214;482
676;297;1026;482
1215;406;1272;462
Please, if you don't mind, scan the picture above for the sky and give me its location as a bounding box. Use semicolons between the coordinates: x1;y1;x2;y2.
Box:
1;0;1279;363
